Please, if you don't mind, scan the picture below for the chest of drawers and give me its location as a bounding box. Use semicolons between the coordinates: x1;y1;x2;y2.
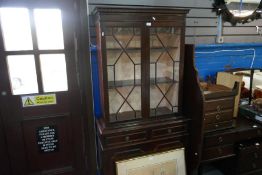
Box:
203;84;239;132
237;141;262;174
199;117;262;175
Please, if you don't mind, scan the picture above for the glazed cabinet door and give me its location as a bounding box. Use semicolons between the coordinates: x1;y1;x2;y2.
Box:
102;23;144;123
148;25;184;117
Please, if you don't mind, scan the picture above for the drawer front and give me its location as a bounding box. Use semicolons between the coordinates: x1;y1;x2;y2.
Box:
204;120;234;132
238;142;262;160
204;132;235;147
204;109;233;124
237;129;262;141
202;144;234;161
204;98;234;112
151;124;187;138
104;131;147;146
238;152;262;164
239;143;262;154
238;159;262;173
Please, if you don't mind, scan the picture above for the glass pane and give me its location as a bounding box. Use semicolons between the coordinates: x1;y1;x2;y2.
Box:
150;27;181;117
7;55;38;95
0;8;33;51
106;27;141;122
34;9;64;50
40;54;68;92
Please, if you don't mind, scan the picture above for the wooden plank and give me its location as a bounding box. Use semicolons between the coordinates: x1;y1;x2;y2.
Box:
186;27;217;36
224;19;262;27
186;36;216;44
88;1;262;44
88;0;213;8
223;35;262;43
187;9;216;18
186;18;218;27
216;72;243;118
89;5;216;17
224;27;257;35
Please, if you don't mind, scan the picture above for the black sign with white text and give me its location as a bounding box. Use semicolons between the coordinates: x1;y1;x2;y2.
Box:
37;125;59;153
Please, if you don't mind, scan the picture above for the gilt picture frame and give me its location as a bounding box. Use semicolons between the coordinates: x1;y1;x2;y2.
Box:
116;148;186;175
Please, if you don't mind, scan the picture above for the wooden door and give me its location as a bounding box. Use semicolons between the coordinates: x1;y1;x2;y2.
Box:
0;1;86;175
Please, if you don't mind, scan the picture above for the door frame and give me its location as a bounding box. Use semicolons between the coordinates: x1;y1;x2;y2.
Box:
76;0;97;174
0;0;97;174
0;110;11;175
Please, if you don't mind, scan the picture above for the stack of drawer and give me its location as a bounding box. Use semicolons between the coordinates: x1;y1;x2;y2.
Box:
202;131;235;161
203;84;238;132
237;141;262;175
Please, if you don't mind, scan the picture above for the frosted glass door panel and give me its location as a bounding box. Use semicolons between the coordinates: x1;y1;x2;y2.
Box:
7;55;38;95
34;9;64;50
0;8;33;51
40;54;68;92
105;27;141;122
150;27;181;117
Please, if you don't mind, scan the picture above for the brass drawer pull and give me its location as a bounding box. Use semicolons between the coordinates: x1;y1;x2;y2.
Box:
252;163;257;169
217;105;221;112
218;148;223;154
125;136;130;142
254;153;258;159
216;114;221;121
218;136;223;143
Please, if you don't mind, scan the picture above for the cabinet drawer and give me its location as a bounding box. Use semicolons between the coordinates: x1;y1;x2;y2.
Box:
204;98;234;112
204;120;234;132
204;109;233;124
238;142;262;160
202;144;235;161
237;129;262;141
204;132;235;147
237;159;262;173
151;124;187;138
104;131;147;146
238;152;262;164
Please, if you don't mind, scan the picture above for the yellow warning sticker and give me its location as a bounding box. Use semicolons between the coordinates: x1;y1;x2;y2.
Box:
22;94;57;107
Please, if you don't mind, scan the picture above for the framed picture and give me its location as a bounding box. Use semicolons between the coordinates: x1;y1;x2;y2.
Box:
116;148;186;175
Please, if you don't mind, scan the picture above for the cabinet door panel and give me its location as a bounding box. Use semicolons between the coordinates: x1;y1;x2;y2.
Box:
149;27;181;117
105;26;142;123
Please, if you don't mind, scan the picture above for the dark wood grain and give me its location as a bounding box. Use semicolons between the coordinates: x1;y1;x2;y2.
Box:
0;1;90;175
94;7;190;175
183;44;205;173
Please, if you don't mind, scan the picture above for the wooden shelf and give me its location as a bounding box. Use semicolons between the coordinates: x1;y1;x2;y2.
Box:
150;107;174;116
109;106;176;122
106;46;178;51
109;110;142;123
108;77;177;88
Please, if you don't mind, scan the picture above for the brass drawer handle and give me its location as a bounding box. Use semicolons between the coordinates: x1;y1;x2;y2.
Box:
254;153;258;159
218;148;223;154
218;136;223;143
217;105;221;112
216;114;221;121
252;163;257;169
125;136;130;142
